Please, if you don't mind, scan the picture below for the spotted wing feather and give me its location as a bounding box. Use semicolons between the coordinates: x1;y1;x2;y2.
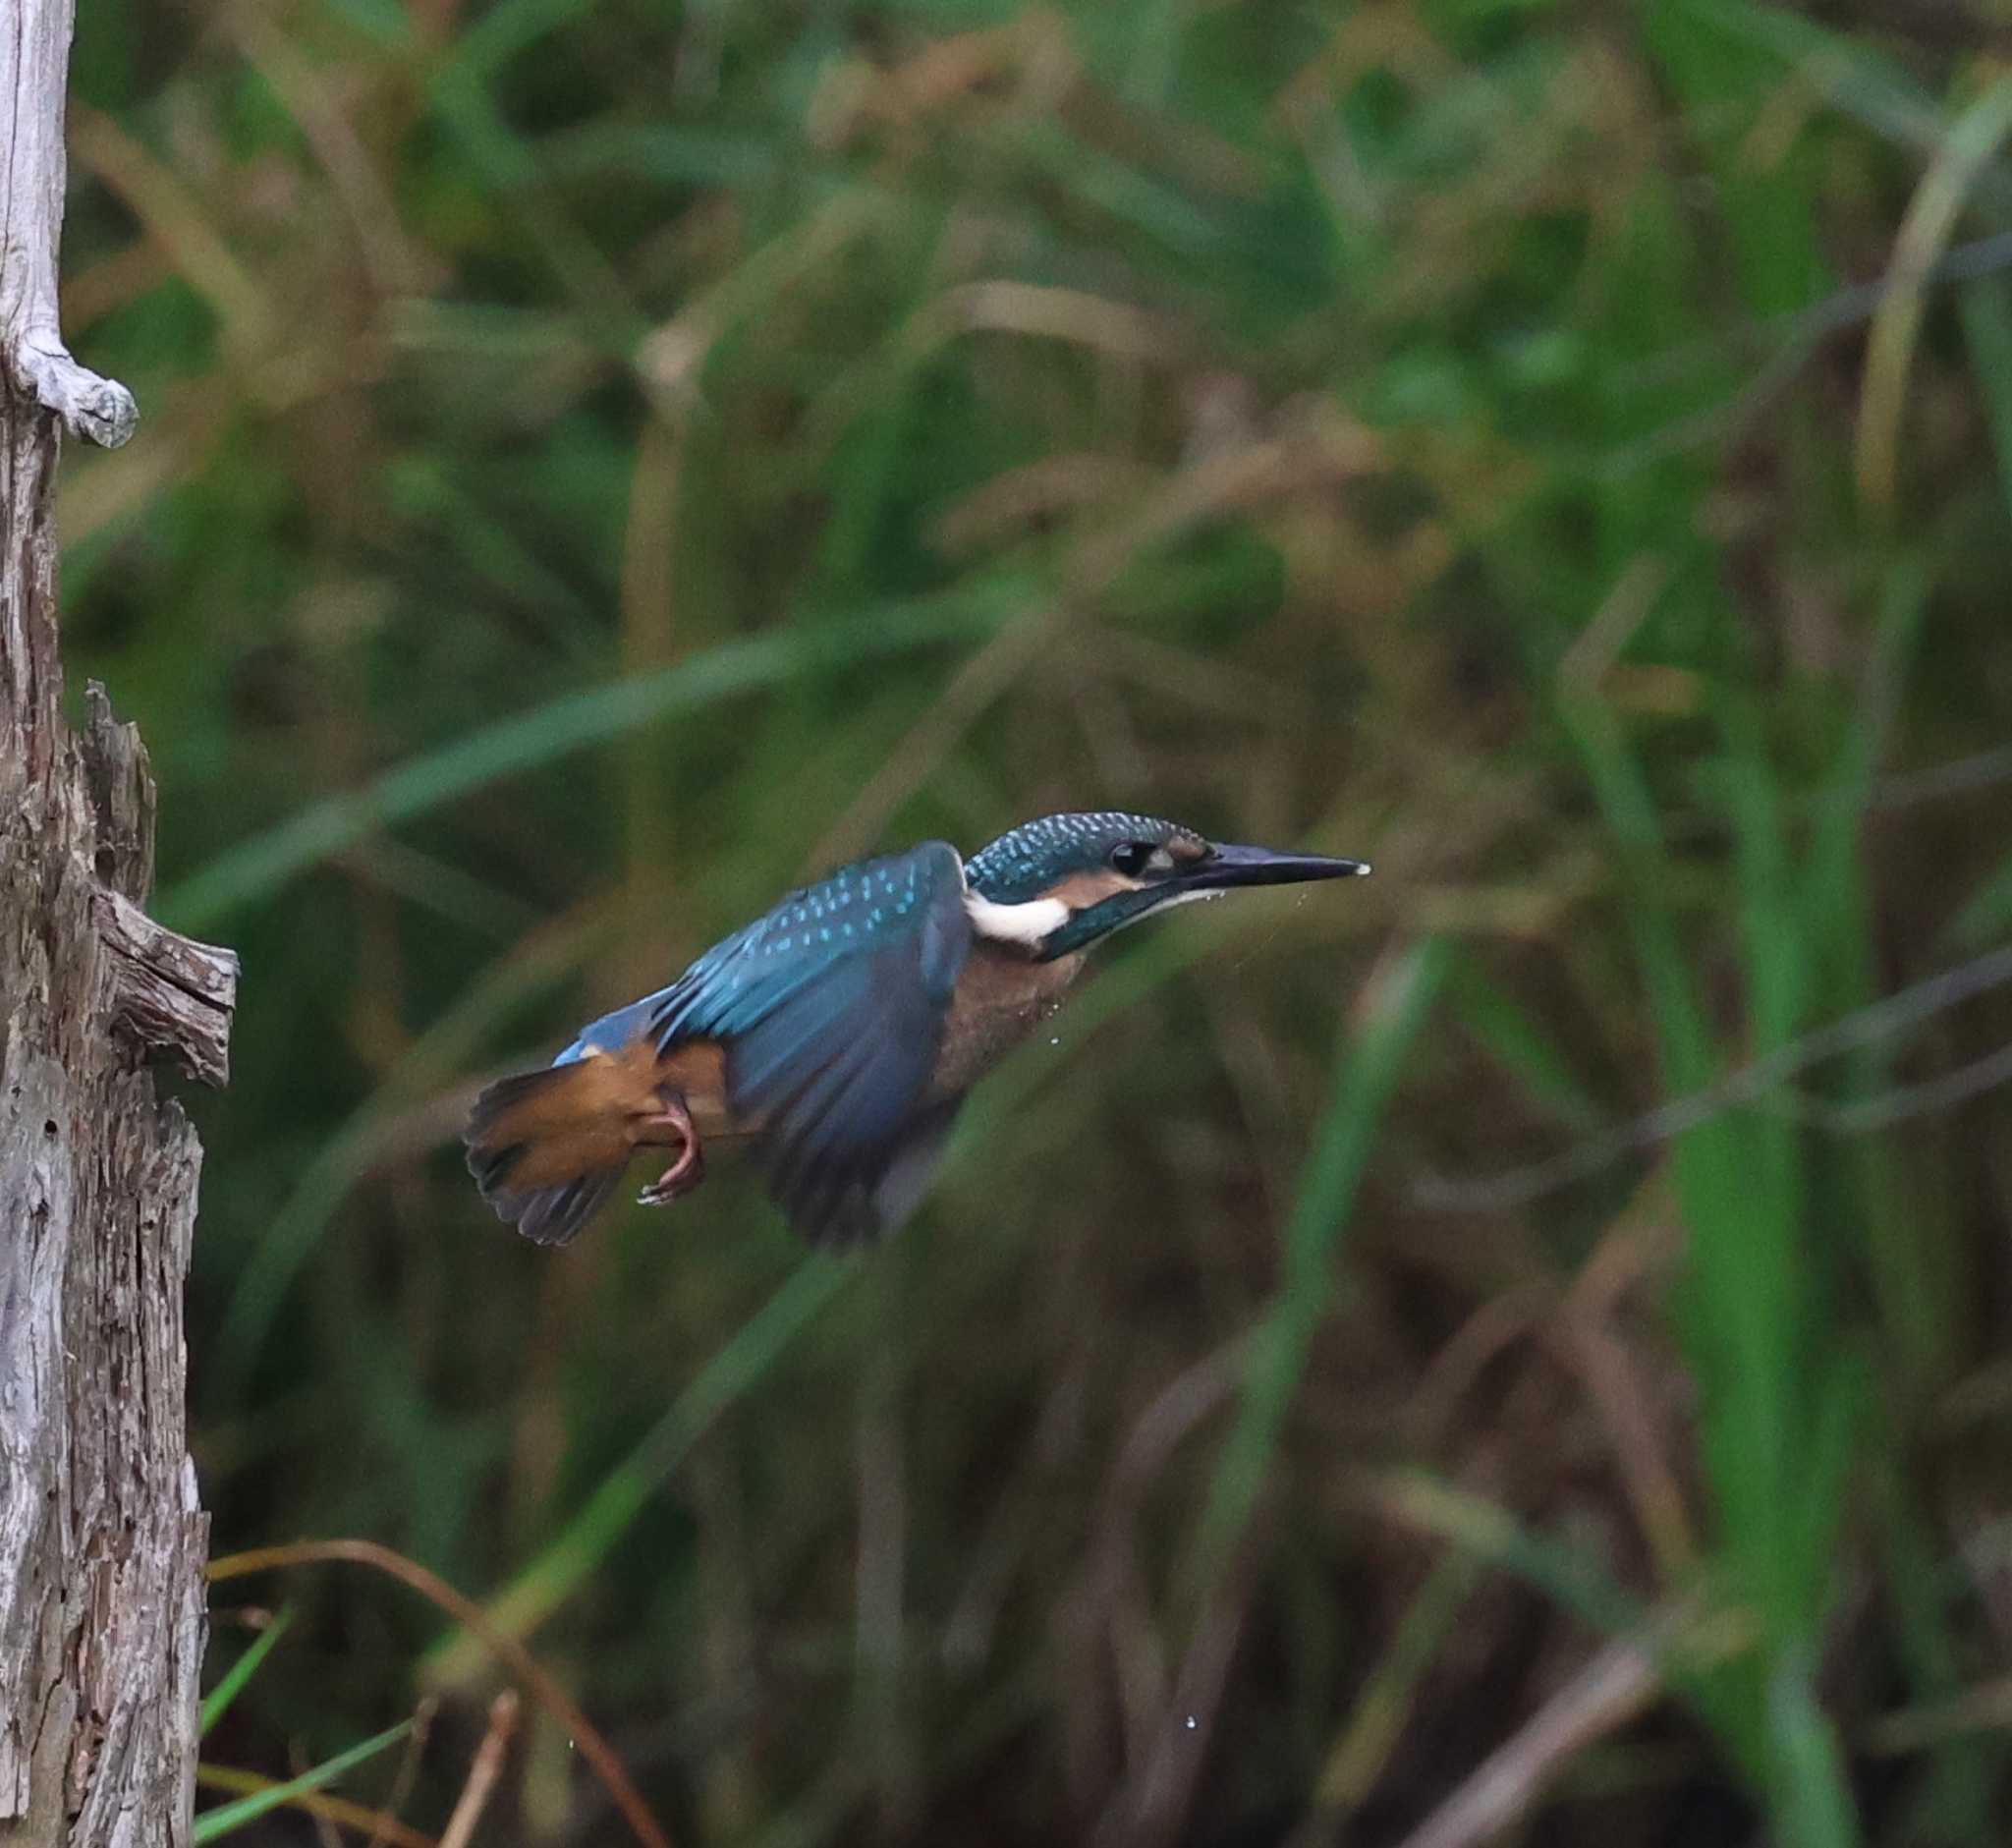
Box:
646;842;973;1245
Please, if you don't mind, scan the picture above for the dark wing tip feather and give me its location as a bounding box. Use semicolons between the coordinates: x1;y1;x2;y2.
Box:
474;1169;625;1248
514;1170;626;1246
773;1093;967;1249
465;1140;523;1194
465;1069;557;1140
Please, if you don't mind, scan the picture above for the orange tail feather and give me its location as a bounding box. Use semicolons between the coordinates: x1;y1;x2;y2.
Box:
464;1048;665;1247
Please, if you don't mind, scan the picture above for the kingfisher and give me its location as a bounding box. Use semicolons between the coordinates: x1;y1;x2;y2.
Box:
464;811;1369;1249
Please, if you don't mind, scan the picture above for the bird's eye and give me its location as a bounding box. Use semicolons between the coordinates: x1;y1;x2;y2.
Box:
1108;842;1154;877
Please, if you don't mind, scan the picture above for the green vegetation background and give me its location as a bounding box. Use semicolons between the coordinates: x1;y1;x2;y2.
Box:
57;0;2012;1840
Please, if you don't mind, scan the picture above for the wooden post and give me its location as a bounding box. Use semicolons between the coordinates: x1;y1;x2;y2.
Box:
1;0;239;1841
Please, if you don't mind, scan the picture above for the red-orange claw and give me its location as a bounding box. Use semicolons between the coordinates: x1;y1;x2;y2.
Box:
635;1098;704;1206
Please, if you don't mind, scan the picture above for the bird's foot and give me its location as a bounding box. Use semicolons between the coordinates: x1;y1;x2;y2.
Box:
636;1097;704;1207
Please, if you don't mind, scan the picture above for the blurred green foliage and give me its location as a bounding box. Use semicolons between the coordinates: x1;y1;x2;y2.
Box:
54;0;2012;1840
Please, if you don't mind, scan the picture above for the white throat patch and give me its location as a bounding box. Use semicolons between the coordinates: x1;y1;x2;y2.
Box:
964;892;1070;946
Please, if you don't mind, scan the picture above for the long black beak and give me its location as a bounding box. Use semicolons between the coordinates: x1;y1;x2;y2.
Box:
1178;842;1372;892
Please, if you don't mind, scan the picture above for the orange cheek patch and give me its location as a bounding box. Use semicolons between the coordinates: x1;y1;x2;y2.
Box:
1044;868;1138;908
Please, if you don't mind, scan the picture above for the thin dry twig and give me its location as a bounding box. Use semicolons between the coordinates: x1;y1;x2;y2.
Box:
806;604;1058;870
1612;228;2012;470
364;1699;436;1848
216;0;428;299
1550;1205;1696;1580
1768;1039;2012;1134
1412;944;2012;1211
1092;1578;1249;1848
1093;1343;1245;1769
1392;1602;1749;1848
1391;1630;1663;1848
294;1732;346;1848
193;1764;437;1848
1865;1673;2012;1756
207;1539;671;1848
438;1691;520;1848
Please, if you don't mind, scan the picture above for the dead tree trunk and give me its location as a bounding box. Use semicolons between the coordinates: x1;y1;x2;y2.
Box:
2;1;239;1841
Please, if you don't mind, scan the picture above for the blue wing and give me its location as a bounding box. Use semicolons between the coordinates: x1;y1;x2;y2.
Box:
645;842;973;1244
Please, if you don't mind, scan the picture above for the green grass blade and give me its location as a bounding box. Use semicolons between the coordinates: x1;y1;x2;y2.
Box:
1372;1471;1647;1639
1311;1551;1481;1815
1957;275;2012;533
1640;0;1828;319
1447;950;1605;1131
1187;936;1449;1592
198;1607;294;1738
422;1253;852;1687
194;1717;414;1842
1949;851;2012;949
160;584;1029;932
1768;1653;1864;1848
1870;1434;1998;1839
208;914;615;1397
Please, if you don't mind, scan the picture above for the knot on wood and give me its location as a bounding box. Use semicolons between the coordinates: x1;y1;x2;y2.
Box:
92;888;240;1088
3;329;139;449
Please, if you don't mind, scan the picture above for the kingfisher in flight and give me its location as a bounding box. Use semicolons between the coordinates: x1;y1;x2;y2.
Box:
464;812;1369;1249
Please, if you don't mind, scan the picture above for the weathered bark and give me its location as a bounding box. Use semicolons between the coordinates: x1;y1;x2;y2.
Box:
2;0;239;1842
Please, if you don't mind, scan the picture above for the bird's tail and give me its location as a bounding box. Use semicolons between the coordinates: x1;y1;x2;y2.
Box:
463;1050;658;1247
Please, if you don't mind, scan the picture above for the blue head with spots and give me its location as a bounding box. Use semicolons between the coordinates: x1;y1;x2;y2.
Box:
965;812;1204;904
966;811;1371;961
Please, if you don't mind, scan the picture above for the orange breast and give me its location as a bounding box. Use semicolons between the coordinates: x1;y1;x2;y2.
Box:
932;945;1085;1097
